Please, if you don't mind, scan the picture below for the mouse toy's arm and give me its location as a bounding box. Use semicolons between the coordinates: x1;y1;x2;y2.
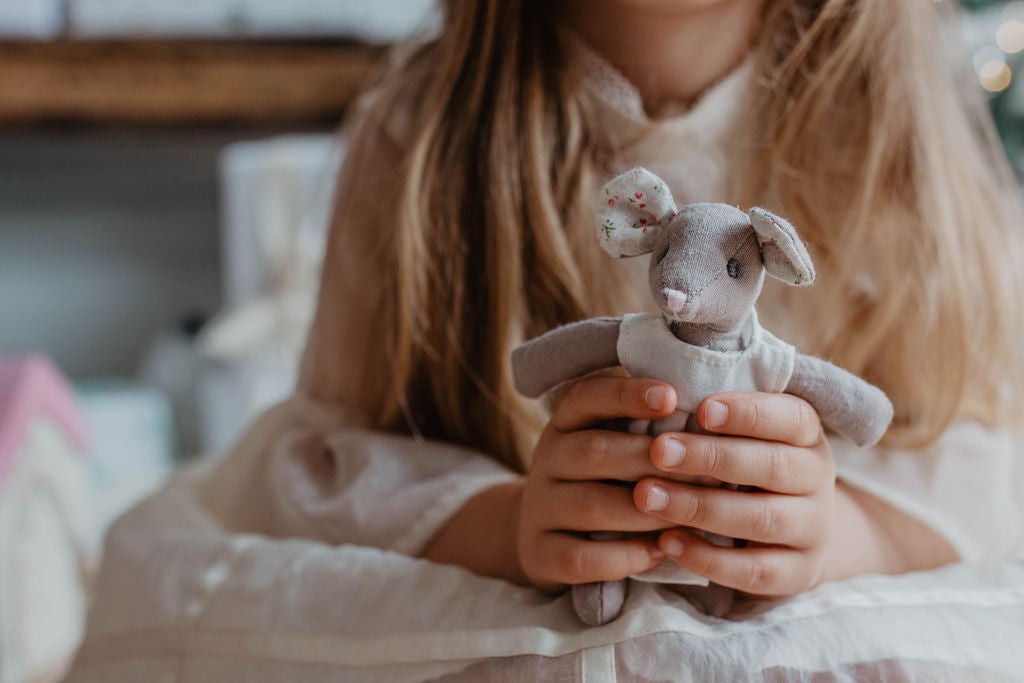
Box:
784;353;895;448
511;317;623;398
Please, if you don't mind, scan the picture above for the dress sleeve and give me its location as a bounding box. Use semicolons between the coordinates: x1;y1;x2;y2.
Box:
830;422;1024;563
204;73;523;555
196;396;521;556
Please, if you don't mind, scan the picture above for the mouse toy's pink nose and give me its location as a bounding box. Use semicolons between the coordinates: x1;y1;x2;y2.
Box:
663;288;688;314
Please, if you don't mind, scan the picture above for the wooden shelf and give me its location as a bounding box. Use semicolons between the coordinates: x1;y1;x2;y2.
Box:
0;39;384;125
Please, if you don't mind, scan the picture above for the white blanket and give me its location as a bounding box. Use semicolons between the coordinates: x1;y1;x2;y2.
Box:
66;457;1024;682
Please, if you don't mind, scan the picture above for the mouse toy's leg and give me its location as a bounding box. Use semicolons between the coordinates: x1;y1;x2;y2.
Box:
572;580;628;627
572;530;633;625
627;418;651;434
650;410;689;436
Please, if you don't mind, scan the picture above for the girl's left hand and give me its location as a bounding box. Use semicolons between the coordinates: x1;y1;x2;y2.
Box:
634;391;835;597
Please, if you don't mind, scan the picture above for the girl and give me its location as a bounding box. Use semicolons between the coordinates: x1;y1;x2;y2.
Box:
303;0;1021;596
68;0;1024;680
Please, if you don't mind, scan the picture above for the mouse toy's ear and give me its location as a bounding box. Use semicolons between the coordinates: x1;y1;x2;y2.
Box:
595;167;678;257
749;208;816;286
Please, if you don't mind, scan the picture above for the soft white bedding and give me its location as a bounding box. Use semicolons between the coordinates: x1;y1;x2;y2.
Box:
66;456;1024;682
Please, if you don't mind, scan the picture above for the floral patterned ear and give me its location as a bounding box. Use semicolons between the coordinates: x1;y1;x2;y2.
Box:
749;208;816;286
594;167;678;258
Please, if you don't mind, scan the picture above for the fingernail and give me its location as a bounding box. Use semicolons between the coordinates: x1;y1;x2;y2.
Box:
705;400;728;429
645;386;670;411
661;439;685;467
663;536;684;557
644;484;669;511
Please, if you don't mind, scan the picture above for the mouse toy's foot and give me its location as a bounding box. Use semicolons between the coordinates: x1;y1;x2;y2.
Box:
572;580;628;626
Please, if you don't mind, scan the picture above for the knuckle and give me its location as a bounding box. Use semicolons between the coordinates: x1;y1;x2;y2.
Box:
746;399;764;434
792;400;808;439
741;559;777;593
691;544;716;577
681;491;705;525
741;559;764;592
554;544;590;583
765;443;789;485
615;379;630;411
753;500;780;540
794;400;818;443
584;432;612;469
702;438;725;478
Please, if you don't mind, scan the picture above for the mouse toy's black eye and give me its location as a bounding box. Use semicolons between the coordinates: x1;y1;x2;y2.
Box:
727;258;742;278
656;245;670;264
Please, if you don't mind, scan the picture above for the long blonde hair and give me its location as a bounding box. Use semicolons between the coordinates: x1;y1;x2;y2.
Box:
303;0;1023;471
743;0;1023;447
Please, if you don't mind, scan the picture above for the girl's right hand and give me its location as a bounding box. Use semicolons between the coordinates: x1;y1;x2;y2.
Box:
517;376;681;592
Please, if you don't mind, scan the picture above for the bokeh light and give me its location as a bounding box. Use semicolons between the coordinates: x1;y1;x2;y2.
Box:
979;59;1013;92
996;20;1024;53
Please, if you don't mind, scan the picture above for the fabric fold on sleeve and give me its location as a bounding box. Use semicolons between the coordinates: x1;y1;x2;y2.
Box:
831;422;1024;564
194;395;521;557
265;423;521;556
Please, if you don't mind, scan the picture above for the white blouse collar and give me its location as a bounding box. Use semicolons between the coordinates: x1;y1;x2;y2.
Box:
565;31;755;135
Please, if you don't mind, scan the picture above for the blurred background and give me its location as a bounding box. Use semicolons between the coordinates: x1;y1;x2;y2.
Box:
0;2;435;682
0;1;1021;682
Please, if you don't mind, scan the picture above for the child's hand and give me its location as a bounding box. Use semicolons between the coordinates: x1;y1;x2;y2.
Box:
517;376;682;592
634;391;836;597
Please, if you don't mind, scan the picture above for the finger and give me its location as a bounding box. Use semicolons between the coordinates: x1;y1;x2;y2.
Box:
658;529;814;596
551;376;677;432
698;392;822;447
634;478;824;547
546;481;676;533
649;433;828;495
536;532;665;584
545;430;652;481
545;430;706;485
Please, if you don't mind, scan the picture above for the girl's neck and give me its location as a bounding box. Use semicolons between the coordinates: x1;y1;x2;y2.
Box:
561;0;764;115
667;315;751;352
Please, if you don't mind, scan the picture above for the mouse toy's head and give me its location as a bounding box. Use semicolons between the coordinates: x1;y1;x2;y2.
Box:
595;167;816;331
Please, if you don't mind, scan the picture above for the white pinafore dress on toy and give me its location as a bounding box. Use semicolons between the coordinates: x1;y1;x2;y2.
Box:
616;310;796;584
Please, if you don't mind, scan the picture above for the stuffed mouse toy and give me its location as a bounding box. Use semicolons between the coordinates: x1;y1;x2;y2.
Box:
511;167;894;626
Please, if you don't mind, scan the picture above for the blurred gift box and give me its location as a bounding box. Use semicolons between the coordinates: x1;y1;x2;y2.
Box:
189;133;342;455
75;378;176;531
0;355;177;683
0;356;94;683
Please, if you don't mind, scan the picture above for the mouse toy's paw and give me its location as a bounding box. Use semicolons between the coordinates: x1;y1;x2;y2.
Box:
572;580;628;626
